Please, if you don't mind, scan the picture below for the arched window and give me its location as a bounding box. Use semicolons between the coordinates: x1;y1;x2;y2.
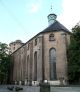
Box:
34;52;37;81
35;38;37;46
49;34;55;41
27;55;29;80
49;48;57;80
27;44;29;50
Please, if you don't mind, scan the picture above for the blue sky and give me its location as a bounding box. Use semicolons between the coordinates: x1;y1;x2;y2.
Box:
0;0;80;44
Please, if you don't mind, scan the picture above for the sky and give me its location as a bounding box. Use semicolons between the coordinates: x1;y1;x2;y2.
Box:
0;0;80;44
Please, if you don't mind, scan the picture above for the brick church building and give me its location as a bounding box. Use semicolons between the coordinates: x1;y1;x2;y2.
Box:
10;12;71;85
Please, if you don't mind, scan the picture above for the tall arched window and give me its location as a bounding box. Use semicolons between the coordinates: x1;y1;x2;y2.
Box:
27;55;29;81
34;52;37;81
35;38;37;46
49;48;57;80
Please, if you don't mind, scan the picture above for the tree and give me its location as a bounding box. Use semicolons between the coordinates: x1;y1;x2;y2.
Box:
67;24;80;84
0;42;11;84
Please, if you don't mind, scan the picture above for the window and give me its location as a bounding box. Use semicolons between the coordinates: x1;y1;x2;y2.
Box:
14;43;15;46
27;44;29;50
27;55;29;80
49;48;57;80
34;52;37;81
35;38;37;46
49;34;55;41
13;46;15;50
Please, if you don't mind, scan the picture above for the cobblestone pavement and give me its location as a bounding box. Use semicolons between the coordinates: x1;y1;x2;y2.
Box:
51;87;80;92
0;85;40;92
0;85;80;92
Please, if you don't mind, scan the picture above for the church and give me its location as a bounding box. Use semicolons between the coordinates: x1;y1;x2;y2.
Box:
10;12;71;85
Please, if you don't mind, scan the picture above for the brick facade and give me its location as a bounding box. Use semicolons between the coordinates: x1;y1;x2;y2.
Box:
11;30;70;85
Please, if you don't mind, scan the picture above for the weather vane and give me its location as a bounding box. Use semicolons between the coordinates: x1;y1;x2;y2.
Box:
51;5;52;10
51;4;53;13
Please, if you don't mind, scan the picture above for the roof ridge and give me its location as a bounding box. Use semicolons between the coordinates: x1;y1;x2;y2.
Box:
40;21;71;33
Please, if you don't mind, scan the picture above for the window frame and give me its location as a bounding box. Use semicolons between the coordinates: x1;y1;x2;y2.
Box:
49;34;55;41
35;38;37;46
49;48;57;80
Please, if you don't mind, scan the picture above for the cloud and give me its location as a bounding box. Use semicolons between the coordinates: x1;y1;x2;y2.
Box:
58;0;80;30
29;2;41;13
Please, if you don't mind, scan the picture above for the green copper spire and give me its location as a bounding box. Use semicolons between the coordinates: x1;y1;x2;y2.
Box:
47;5;57;26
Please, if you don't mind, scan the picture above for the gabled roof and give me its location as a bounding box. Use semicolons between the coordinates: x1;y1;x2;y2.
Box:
10;20;71;55
40;21;71;34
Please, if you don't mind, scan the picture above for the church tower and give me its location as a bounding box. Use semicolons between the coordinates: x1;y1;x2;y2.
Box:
47;6;57;26
47;13;57;26
9;40;24;54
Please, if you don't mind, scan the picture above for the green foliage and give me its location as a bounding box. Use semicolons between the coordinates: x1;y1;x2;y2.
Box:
0;42;11;84
67;24;80;84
